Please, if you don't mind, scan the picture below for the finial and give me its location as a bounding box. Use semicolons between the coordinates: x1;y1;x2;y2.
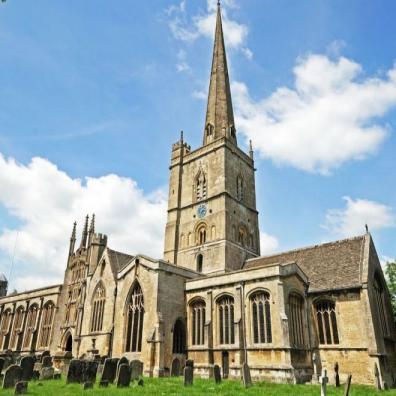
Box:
71;221;77;240
365;224;369;233
217;0;220;6
80;215;89;248
249;140;254;159
89;214;95;234
180;130;184;143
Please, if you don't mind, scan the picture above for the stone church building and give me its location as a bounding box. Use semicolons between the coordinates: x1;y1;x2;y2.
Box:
0;2;395;387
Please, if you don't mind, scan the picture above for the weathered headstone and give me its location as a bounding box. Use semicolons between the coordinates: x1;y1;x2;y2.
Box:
312;352;319;383
67;359;83;384
334;362;340;387
0;358;5;376
374;363;381;390
170;358;181;376
39;367;54;380
83;361;98;383
320;369;329;396
184;366;193;386
116;357;128;382
42;356;52;368
116;364;131;388
213;364;221;384
130;360;143;381
2;365;22;389
99;379;109;387
83;382;93;390
343;374;352;396
101;358;117;383
186;359;194;369
242;363;252;388
14;381;28;394
20;356;35;381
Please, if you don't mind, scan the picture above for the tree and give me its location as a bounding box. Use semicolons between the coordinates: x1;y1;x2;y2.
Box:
385;260;396;321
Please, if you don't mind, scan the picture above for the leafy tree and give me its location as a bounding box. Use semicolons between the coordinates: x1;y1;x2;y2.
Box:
385;260;396;321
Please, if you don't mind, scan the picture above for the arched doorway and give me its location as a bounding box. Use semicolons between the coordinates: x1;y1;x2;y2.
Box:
65;334;72;352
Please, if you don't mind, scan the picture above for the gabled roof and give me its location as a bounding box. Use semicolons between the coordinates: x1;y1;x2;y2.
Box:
107;248;134;272
244;234;368;293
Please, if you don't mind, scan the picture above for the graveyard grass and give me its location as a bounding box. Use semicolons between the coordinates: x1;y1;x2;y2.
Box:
2;378;396;395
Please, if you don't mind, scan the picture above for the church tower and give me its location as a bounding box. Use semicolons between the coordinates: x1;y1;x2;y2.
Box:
164;2;260;273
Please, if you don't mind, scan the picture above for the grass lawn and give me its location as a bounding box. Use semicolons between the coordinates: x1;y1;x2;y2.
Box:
1;377;392;395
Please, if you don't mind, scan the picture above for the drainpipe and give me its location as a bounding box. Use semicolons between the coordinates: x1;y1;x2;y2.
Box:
240;282;247;364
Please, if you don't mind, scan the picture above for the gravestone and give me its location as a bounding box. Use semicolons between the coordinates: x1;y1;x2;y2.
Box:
39;367;54;380
67;359;83;383
343;374;352;396
374;363;381;390
101;358;117;383
130;360;143;381
213;364;221;384
186;359;194;369
242;363;252;388
32;370;40;380
99;379;109;387
184;366;193;386
320;369;329;396
0;358;5;375
14;381;28;394
20;356;35;381
334;362;340;387
83;382;93;390
116;357;128;381
42;356;52;368
171;358;181;376
116;364;131;388
2;365;22;389
83;361;98;383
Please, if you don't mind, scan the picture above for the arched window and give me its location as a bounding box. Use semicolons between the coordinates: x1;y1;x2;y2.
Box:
196;224;207;245
39;301;55;348
173;319;186;354
250;291;272;344
206;123;214;137
191;300;206;346
315;301;339;345
90;283;106;333
218;296;235;345
125;282;144;352
237;175;244;201
289;293;305;348
196;171;207;201
374;274;389;336
0;309;12;349
23;304;39;349
10;305;24;350
196;254;203;273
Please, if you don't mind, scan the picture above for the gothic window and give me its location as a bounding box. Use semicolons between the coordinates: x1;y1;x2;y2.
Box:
196;171;207;201
206;123;214;137
39;301;55;348
173;318;186;354
236;175;244;201
196;224;207;245
250;291;272;344
0;309;12;349
218;295;235;345
196;254;203;273
289;293;305;348
374;274;389;336
10;305;24;350
90;283;106;333
23;304;39;349
125;282;144;352
315;300;339;345
191;300;206;346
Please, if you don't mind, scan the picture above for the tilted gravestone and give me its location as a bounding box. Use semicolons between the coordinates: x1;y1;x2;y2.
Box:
42;356;52;368
82;361;98;383
20;356;35;381
2;365;22;389
213;364;221;384
67;359;84;384
14;381;28;394
116;364;131;388
101;358;117;383
130;360;143;381
320;369;329;396
184;366;193;386
116;357;129;381
334;362;340;387
170;358;181;377
39;367;54;380
242;363;252;388
343;374;352;396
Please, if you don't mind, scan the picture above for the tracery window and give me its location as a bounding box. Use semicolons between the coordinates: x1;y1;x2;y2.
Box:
237;175;244;201
374;274;389;336
250;291;272;344
90;283;106;333
191;300;206;346
196;171;207;201
39;301;55;349
196;224;207;245
10;305;24;350
289;293;305;348
315;301;339;345
23;304;39;349
0;309;12;349
218;296;235;345
125;282;144;352
173;318;186;354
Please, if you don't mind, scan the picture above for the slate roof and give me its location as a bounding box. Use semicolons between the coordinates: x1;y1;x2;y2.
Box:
244;235;368;293
107;249;134;272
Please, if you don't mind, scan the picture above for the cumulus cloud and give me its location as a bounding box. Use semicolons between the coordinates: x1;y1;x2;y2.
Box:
260;232;279;255
0;154;167;291
233;55;396;174
323;196;396;237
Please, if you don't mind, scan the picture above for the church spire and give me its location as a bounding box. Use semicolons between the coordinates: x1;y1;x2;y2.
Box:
203;0;237;146
80;215;89;249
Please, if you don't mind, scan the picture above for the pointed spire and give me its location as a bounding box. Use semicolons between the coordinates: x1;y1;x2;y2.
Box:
203;1;237;146
80;215;89;249
89;214;95;235
69;221;77;256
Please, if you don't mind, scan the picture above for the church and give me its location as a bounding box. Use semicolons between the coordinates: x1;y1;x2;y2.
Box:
0;2;395;387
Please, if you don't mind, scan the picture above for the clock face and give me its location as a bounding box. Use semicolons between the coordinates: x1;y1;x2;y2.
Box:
197;204;207;219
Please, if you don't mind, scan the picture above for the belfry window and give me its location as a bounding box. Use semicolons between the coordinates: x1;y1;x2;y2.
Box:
374;274;389;336
196;171;207;201
125;282;144;352
218;296;235;345
196;224;207;245
289;293;305;348
39;301;55;348
23;304;39;349
90;283;106;333
250;291;272;344
191;300;206;346
315;301;339;345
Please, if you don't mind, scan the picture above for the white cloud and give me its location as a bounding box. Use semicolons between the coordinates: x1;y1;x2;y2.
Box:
324;196;396;237
0;154;167;291
233;55;396;174
260;232;279;255
176;49;191;73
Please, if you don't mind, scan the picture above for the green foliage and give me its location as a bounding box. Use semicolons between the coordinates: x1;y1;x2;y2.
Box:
0;378;392;396
385;260;396;321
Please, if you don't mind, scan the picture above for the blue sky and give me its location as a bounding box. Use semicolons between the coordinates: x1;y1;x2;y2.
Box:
0;0;395;291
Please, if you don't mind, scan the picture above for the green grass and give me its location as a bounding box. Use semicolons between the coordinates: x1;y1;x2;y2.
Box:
2;377;392;395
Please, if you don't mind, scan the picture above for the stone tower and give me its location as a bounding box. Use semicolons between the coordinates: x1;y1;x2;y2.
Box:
0;273;8;297
164;2;260;274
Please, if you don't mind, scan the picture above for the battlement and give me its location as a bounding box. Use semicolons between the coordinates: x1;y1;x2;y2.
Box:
91;233;108;246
